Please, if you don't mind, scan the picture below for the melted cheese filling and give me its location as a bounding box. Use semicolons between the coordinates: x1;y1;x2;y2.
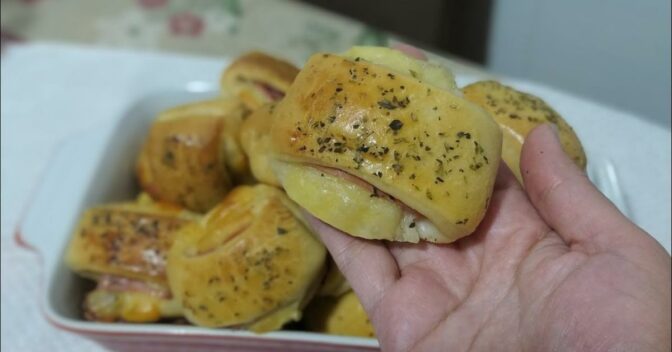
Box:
275;162;441;242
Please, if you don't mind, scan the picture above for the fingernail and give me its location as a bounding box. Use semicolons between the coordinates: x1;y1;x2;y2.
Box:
549;123;559;136
543;123;561;146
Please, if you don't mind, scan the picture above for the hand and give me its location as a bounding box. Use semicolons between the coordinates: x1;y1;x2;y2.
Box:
306;124;671;351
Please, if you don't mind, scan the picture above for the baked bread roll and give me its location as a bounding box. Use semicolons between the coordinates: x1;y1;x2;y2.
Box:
166;185;326;332
66;201;196;283
239;103;281;186
221;52;299;110
463;80;587;182
304;290;375;338
136;98;249;213
270;47;502;243
65;200;197;322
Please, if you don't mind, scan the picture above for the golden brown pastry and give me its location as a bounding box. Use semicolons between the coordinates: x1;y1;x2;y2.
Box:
270;47;502;243
221;52;299;110
463;80;587;182
136;98;249;213
66;202;196;283
239;103;281;186
304;290;375;338
166;185;326;332
65;201;197;322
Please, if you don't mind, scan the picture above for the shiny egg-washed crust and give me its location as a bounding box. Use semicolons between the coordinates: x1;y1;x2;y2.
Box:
65;202;197;285
303;290;375;338
463;81;587;182
136;98;250;213
155;98;251;180
221;52;300;110
167;185;326;331
239;103;282;186
271;53;502;242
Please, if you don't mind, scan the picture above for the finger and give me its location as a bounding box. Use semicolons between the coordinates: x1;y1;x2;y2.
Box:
304;214;399;311
520;124;635;251
391;42;428;61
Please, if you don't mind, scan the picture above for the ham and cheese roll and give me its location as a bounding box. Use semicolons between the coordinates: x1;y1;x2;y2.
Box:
239;103;282;186
221;52;299;110
462;80;587;182
65;199;197;322
166;185;326;332
136;98;249;213
270;47;502;243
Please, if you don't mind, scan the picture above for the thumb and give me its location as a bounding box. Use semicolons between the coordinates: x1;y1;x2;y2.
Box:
520;124;635;251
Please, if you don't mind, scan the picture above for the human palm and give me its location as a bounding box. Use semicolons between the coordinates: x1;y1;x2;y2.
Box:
308;125;671;352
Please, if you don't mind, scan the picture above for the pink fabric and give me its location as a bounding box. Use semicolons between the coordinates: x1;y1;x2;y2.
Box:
169;12;205;37
137;0;167;9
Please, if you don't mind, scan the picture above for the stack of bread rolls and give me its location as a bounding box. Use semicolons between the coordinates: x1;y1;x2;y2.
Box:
65;47;585;337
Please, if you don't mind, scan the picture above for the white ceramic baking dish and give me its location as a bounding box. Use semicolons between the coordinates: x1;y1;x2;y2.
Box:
16;88;380;351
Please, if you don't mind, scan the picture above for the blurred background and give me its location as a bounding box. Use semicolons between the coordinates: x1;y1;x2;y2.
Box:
1;0;671;130
305;0;671;129
2;0;670;128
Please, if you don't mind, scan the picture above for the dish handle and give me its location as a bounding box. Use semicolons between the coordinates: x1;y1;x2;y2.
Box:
16;126;111;269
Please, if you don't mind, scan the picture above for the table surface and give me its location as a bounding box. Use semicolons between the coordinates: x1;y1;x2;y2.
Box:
1;1;670;351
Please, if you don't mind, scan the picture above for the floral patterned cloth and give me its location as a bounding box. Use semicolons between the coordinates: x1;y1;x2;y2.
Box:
0;0;486;74
1;0;386;62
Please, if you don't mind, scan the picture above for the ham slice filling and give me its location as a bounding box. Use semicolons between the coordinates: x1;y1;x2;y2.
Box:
312;165;425;222
254;82;285;101
96;274;171;299
308;165;442;241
